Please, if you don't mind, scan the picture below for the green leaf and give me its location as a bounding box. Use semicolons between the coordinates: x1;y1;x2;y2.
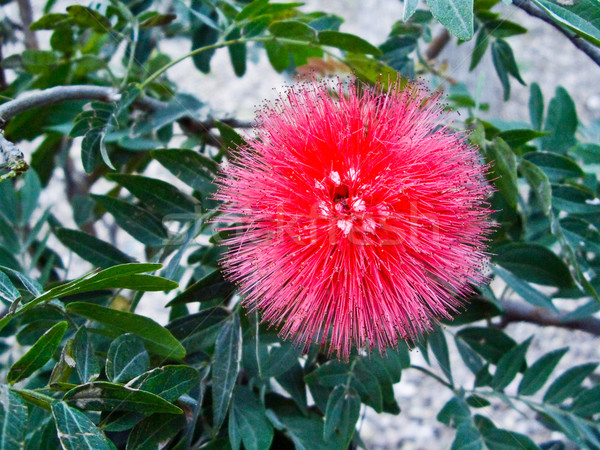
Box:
128;365;201;402
30;13;72;30
323;386;360;446
0;272;19;304
73;328;100;383
67;303;185;360
523;152;584;182
151;149;218;192
55;228;134;269
486;138;518;208
452;423;484;450
492;39;524;86
166;307;230;354
519;159;552;216
497;129;547;150
429;330;452;384
482;428;539;450
261;342;302;379
456;327;516;364
92;194;168;247
531;0;600;45
491;337;532;391
571;385;600;416
0;385;28;450
107;174;199;217
469;29;489;71
570;143;600;164
106;334;149;383
403;0;420;21
52;402;113;450
139;12;177;28
264;41;291;72
228;385;273;450
66;5;111;32
437;396;471;428
318;31;382;55
167;270;234;306
269;20;317;42
427;0;474;39
541;86;577;154
564;218;600;255
493;243;573;287
216;121;247;151
492;265;556;311
126;413;186;450
212;313;242;433
518;348;568;396
19;170;41;225
552;184;600;214
64;382;182;414
8;321;67;384
529;82;544;131
276;363;308;415
543;363;598;404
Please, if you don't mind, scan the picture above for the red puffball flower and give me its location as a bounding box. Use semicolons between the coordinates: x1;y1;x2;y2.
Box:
215;79;493;360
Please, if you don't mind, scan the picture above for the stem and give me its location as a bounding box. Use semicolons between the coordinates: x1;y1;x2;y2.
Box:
411;364;455;390
17;0;38;50
138;36;340;90
122;21;140;89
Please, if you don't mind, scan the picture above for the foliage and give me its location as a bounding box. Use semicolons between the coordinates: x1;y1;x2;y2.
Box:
0;0;599;449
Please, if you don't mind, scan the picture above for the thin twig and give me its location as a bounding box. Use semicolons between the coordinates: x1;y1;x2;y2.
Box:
16;0;38;50
512;0;600;67
425;29;451;61
499;298;600;336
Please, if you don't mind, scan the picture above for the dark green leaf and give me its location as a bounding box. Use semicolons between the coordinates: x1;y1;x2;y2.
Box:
216;121;247;151
491;337;532;391
456;327;516;364
276;363;308;415
469;29;489;71
167;270;234;306
55;228;134;269
228;385;273;450
166;307;230;354
66;5;111;31
541;87;577;154
524;152;584;182
324;386;360;446
126;413;186;450
151;149;218;192
0;385;28;450
482;428;539;450
64;382;182;414
8;321;67;384
128;365;201;402
571;385;600;416
519;159;552;216
52;401;113;450
139;12;177;28
318;31;381;55
427;0;474;39
106;334;149;383
73;328;100;383
437;396;471;429
529;82;544;131
543;363;598;404
560;217;600;254
92;194;168;247
570;143;600;164
212;313;242;433
264;41;290;72
493;243;573;287
67;303;185;360
492;265;556;311
452;423;484;450
30;13;72;30
497;129;547;150
531;0;600;45
0;272;19;304
261;342;302;379
269;20;317;42
487;138;518;208
429;330;452;384
552;184;600;214
107;174;199;217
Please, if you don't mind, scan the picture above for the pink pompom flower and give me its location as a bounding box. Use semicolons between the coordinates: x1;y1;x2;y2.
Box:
215;79;493;360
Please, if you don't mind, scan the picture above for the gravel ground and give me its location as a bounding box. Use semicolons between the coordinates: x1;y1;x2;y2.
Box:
3;0;600;448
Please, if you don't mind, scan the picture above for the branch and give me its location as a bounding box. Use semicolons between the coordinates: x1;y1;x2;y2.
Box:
16;0;38;50
0;85;253;171
499;298;600;336
425;29;451;61
512;0;600;67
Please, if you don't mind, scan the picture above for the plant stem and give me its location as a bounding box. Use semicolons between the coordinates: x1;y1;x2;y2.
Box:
411;364;455;390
